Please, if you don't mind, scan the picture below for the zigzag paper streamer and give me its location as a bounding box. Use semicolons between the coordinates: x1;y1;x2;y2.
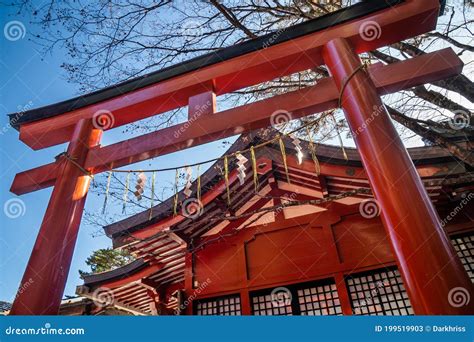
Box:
279;137;291;184
290;134;304;165
184;166;193;198
134;172;147;201
235;153;248;185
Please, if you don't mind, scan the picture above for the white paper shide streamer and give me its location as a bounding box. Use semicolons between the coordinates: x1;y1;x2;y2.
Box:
184;166;193;198
236;153;248;185
290;135;304;165
134;172;147;201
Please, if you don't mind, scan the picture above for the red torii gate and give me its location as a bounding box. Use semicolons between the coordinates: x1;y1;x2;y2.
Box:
8;0;473;315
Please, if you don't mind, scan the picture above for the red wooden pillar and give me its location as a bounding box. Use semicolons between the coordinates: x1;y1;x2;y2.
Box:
184;252;194;315
334;273;353;316
10;119;102;315
322;38;473;314
240;289;252;315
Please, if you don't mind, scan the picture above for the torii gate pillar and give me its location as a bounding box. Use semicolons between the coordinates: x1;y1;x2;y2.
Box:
9;119;102;315
323;38;473;315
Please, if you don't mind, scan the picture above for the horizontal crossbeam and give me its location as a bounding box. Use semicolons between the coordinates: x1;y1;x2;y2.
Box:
17;0;438;150
11;48;462;196
76;286;150;316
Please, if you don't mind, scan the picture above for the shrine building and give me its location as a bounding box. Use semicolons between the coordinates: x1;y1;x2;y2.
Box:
74;129;474;316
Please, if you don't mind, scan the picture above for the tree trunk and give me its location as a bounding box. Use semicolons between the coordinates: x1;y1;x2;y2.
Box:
387;105;473;167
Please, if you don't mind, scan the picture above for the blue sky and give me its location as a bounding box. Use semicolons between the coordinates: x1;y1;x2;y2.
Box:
1;1;471;306
0;7;233;303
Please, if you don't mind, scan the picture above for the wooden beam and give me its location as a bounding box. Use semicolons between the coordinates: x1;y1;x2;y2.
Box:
11;49;462;195
96;263;163;289
76;285;150;316
146;289;160;315
10;162;58;195
137;279;162;315
188;89;216;120
138;278;160;291
85;47;464;177
18;0;438;150
318;175;329;198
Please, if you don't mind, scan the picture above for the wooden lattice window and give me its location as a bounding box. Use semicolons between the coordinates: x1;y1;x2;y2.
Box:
194;294;241;315
451;232;474;282
252;289;293;316
251;278;342;315
346;267;413;315
297;282;342;315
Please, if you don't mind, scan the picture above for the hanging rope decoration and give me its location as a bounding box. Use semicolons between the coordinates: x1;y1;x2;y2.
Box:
55;152;93;178
330;113;348;161
337;61;369;109
333;61;369;160
250;146;259;193
224;156;231;205
122;171;131;214
107;118;320;178
196;165;201;202
279;137;291;184
149;171;156;220
183;166;193;198
235;152;248;186
289;134;304;165
102;170;113;214
101;118;347;216
305;126;321;175
173;169;179;216
134;172;147;201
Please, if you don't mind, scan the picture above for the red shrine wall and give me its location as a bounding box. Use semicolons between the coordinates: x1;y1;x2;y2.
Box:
183;200;474;315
